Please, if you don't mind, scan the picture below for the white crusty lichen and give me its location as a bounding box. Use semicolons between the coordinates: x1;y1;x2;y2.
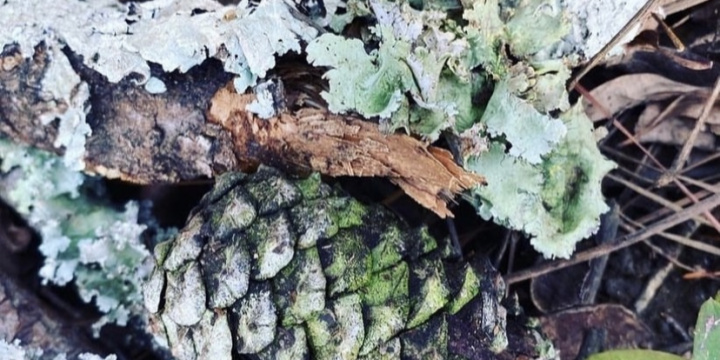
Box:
0;0;319;86
555;0;647;58
0;139;152;333
0;0;320;168
35;43;91;171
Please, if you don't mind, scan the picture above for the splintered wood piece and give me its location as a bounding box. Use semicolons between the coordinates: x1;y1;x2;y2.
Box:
208;84;485;218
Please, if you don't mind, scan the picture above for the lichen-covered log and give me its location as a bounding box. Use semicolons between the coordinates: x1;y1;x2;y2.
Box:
0;42;239;183
144;167;551;360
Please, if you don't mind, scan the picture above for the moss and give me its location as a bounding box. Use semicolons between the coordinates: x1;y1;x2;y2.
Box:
318;229;372;296
294;173;330;200
400;314;449;359
446;265;481;314
370;224;405;272
245;212;296;280
273;247;326;327
330;197;367;229
359;263;410;355
407;257;451;329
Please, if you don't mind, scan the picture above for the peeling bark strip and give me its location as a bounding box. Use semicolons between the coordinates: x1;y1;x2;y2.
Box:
208;84;485;218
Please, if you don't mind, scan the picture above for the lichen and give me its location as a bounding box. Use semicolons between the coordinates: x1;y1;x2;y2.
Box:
0;139;151;332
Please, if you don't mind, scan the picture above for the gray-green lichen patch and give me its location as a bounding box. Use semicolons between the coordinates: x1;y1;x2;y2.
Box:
206;187;257;239
245;167;302;215
246;212;296;279
256;326;309;360
0;339;118;360
40;45;91;171
1;141;153;331
231;282;277;354
165;262;207;326
200;233;251;308
557;0;647;59
163;215;205;272
273;247;327;326
0;0;319;85
307;294;364;360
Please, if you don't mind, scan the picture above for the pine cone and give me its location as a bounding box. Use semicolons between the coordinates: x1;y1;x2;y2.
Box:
144;166;549;360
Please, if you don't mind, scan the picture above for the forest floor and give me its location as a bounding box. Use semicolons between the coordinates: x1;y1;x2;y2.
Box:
1;1;720;359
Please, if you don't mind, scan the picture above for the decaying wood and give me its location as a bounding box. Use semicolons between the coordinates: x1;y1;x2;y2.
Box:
0;43;483;217
0;43;239;184
208;84;485;218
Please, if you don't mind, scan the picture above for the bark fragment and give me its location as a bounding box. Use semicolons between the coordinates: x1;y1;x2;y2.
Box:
208;85;485;218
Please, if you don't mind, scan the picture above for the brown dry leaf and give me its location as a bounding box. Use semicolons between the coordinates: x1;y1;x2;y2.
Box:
645;96;720;130
208;84;485;218
636;102;717;149
583;73;706;121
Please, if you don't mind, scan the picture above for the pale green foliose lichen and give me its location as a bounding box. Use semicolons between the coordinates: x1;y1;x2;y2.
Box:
307;0;474;139
0;139;152;332
481;80;566;164
467;102;616;258
305;0;614;257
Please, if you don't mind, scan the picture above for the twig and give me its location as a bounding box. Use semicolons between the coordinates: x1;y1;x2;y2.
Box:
607;173;712;227
579;84;720;233
503;193;720;285
634;246;681;313
658;76;720;186
652;12;685;51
